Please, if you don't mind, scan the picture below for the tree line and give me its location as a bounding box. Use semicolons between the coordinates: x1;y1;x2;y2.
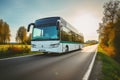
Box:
98;0;120;62
0;19;31;44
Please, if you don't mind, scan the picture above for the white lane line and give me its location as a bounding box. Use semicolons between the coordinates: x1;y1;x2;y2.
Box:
82;49;97;80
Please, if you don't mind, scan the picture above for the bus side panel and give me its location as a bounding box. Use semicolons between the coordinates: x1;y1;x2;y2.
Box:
61;43;81;52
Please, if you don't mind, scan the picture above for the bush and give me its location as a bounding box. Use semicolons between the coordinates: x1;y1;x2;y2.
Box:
0;45;31;59
7;46;23;54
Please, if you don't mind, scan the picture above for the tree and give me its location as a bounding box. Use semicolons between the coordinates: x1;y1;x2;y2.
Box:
16;26;27;44
113;18;120;62
26;33;32;44
103;0;120;23
3;22;11;43
85;40;98;45
98;0;120;57
98;0;120;38
0;19;11;44
0;19;3;43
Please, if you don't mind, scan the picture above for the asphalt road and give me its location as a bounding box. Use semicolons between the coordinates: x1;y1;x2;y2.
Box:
0;45;97;80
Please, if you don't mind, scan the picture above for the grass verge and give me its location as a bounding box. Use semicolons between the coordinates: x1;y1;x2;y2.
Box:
0;52;43;59
98;46;120;80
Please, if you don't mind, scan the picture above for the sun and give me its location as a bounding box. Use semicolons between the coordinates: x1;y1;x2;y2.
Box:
73;13;99;41
74;14;98;29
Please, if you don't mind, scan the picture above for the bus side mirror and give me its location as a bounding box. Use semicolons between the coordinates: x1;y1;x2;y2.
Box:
27;23;35;32
56;20;62;30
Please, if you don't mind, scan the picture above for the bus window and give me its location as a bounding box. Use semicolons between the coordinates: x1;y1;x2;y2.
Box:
32;25;59;40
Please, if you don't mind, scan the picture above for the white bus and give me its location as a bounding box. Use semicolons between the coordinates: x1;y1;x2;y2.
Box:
27;17;84;53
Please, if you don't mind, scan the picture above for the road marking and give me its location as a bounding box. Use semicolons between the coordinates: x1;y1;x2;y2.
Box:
82;48;97;80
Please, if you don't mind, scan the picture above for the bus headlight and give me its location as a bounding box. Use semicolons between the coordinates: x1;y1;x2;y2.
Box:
50;43;59;48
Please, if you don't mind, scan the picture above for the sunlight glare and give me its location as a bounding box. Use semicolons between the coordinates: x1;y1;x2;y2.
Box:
73;13;99;41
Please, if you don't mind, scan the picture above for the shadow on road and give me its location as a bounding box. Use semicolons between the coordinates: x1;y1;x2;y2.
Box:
33;49;81;57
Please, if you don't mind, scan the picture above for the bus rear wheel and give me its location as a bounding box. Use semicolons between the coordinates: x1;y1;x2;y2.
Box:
65;45;69;52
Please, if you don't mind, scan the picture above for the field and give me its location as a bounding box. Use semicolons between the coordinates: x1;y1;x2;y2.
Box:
0;44;41;59
0;44;31;53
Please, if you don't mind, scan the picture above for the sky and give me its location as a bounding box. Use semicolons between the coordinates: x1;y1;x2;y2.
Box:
0;0;109;42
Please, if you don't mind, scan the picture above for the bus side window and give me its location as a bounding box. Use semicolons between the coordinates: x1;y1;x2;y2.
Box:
45;33;49;38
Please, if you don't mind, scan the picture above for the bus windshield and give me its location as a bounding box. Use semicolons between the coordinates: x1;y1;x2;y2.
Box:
32;25;59;41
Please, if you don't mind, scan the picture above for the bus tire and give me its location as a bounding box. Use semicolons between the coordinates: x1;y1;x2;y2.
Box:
65;45;69;52
79;45;81;50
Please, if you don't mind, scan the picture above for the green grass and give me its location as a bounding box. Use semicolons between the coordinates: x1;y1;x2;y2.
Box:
98;45;120;80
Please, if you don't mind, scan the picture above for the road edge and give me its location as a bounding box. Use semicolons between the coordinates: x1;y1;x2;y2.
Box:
0;53;42;60
82;49;97;80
